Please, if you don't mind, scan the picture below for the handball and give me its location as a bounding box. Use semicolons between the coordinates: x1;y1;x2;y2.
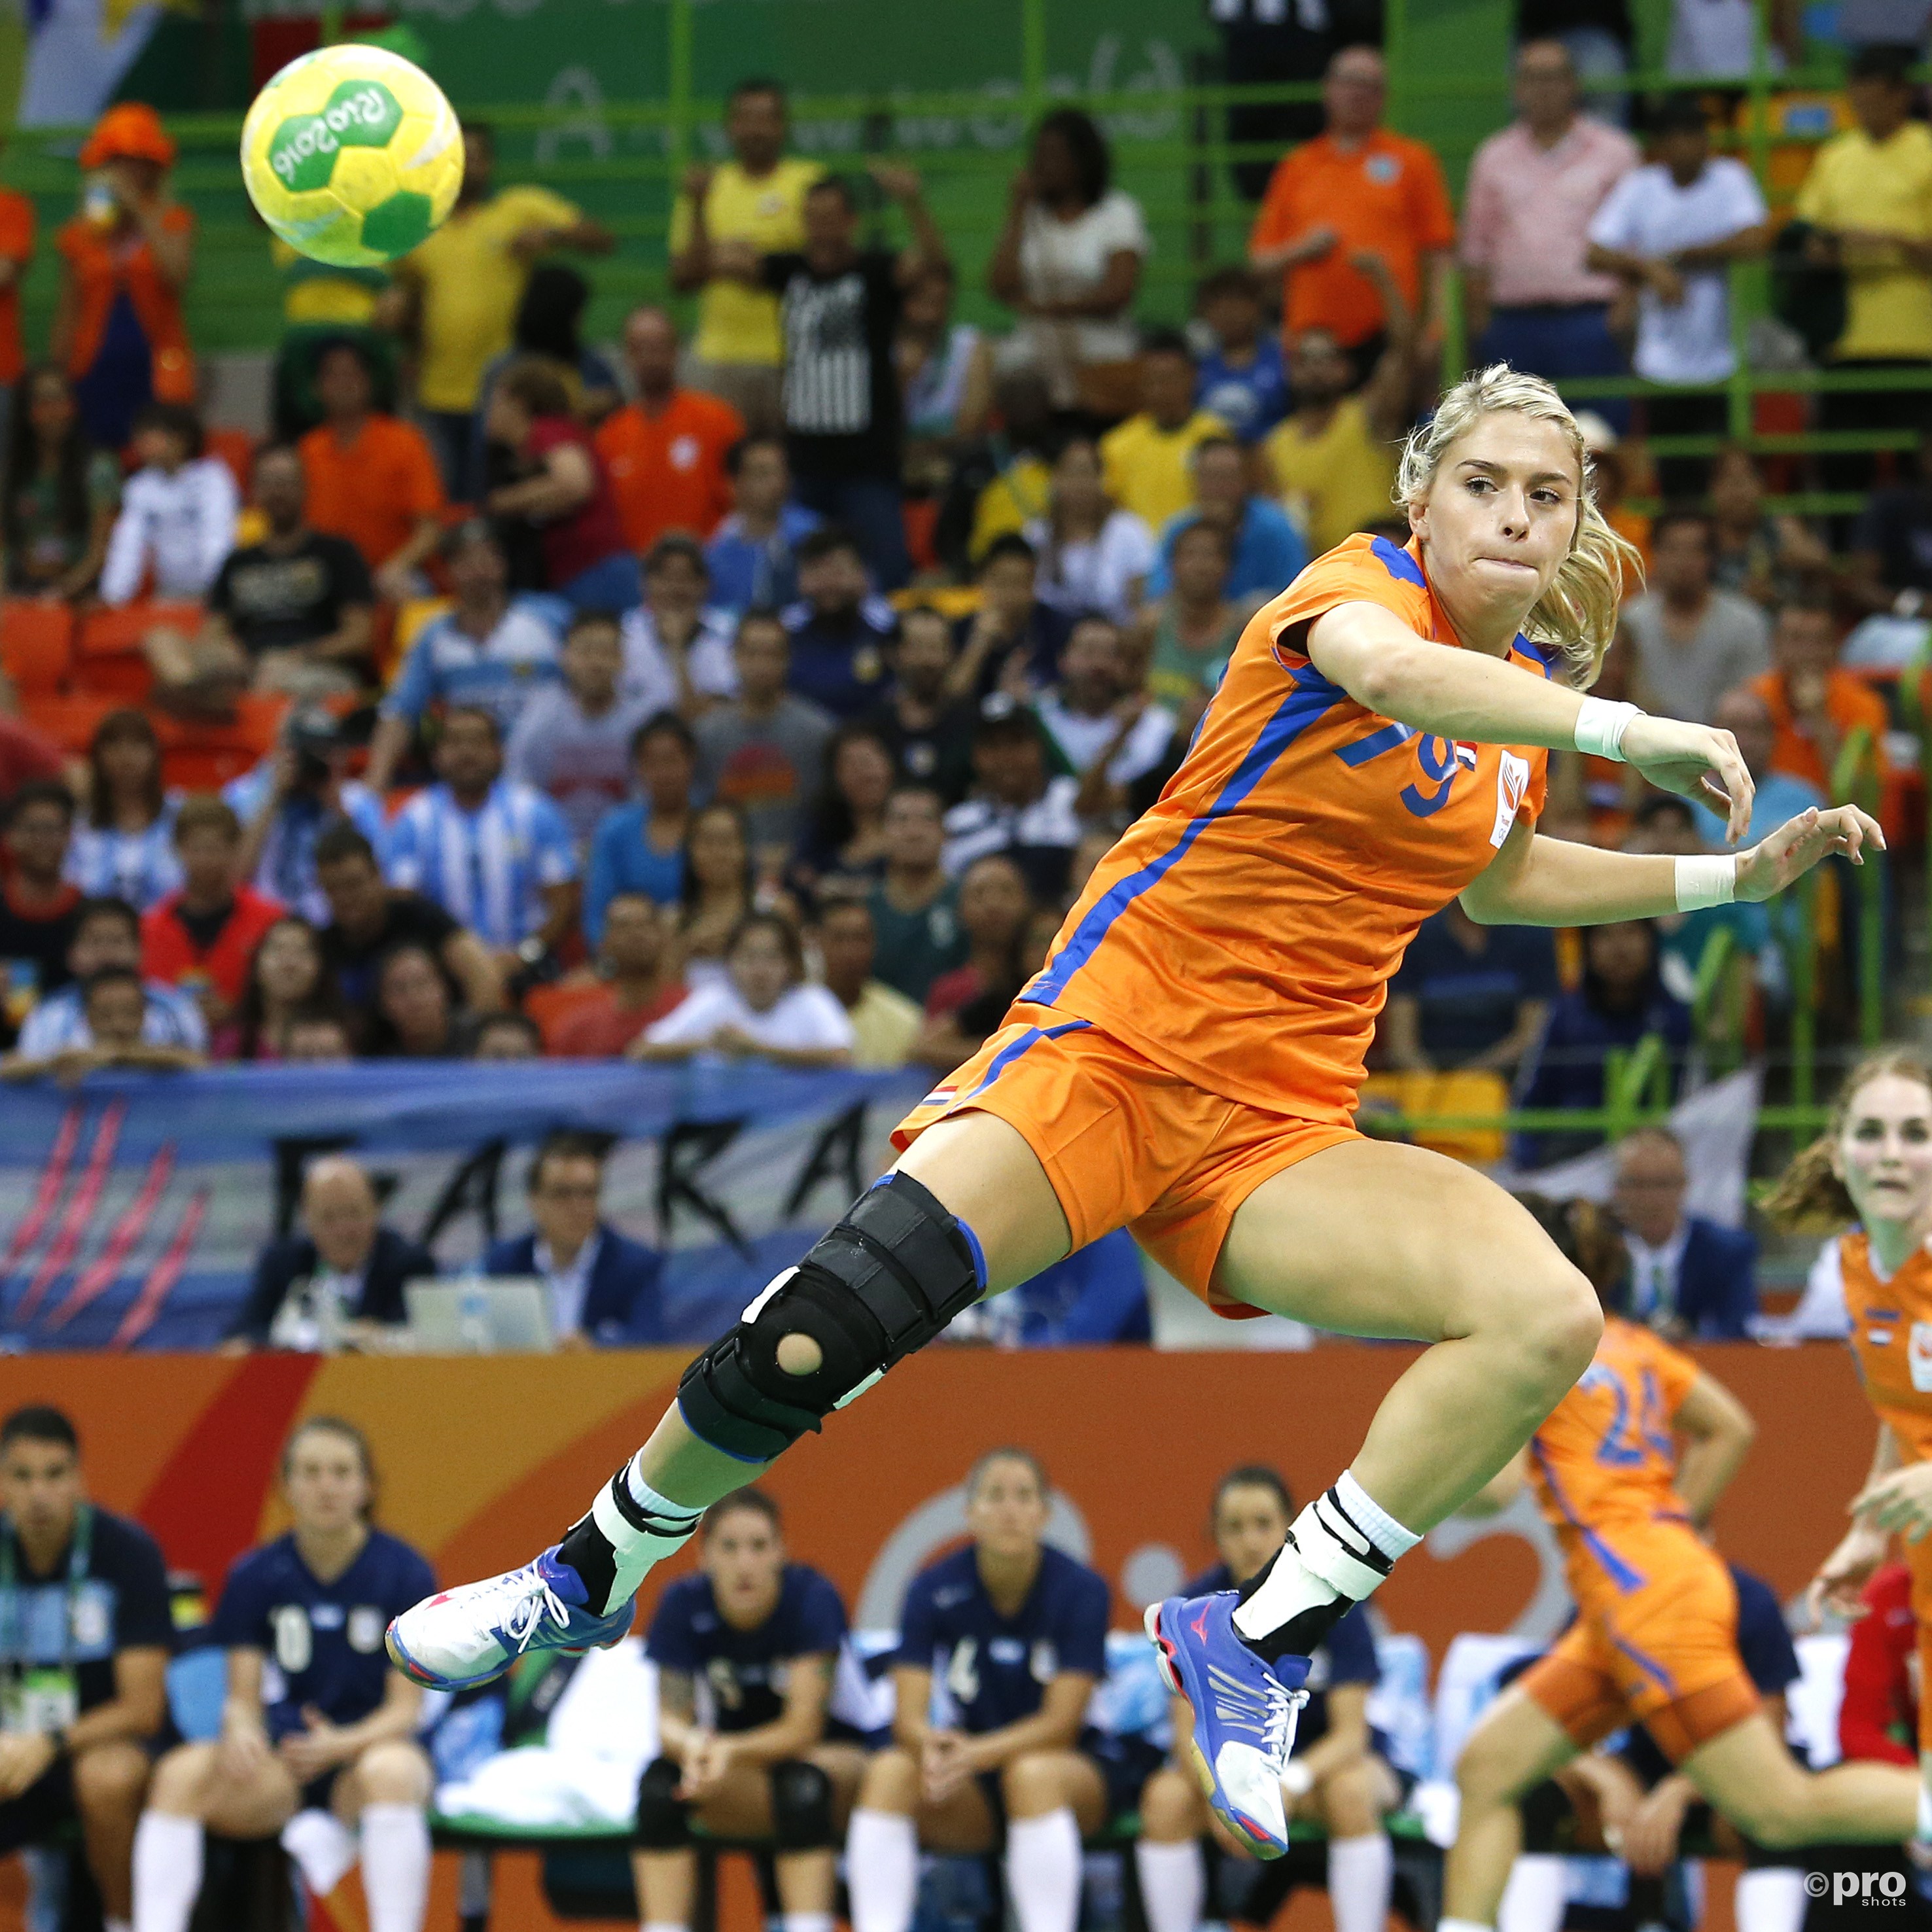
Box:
239;44;461;268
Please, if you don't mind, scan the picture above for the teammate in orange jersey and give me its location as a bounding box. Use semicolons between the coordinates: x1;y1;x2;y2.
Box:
1443;1197;1920;1932
389;364;1880;1859
1791;1050;1932;1844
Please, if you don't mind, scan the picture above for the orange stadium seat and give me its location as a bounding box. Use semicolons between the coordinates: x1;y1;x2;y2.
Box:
21;695;116;756
154;695;289;792
0;601;73;697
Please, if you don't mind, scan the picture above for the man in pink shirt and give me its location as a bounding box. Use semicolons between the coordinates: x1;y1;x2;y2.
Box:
1460;39;1639;423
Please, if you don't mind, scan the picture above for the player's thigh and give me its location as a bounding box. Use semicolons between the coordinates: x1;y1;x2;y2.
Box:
331;1738;432;1817
809;1742;870;1823
1679;1711;1806;1825
913;1776;1001;1855
892;1110;1072;1295
1218;1138;1590;1342
1454;1687;1582;1804
687;1763;779;1838
202;1755;302;1840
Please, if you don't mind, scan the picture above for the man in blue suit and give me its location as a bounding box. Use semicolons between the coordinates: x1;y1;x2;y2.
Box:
485;1131;666;1346
1611;1125;1759;1340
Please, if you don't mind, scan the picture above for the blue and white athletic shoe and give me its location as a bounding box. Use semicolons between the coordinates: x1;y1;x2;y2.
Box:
386;1546;636;1692
1146;1591;1310;1858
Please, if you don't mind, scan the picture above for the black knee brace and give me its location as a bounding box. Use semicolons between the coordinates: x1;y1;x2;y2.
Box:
678;1172;984;1461
769;1759;835;1851
634;1756;691;1849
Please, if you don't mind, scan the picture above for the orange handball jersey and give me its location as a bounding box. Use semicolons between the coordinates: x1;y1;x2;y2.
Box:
1020;534;1550;1120
1526;1315;1703;1604
1842;1232;1932;1466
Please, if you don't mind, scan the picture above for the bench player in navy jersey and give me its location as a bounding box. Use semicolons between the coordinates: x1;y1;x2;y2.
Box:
847;1448;1119;1932
1136;1467;1403;1932
636;1488;871;1932
131;1419;436;1932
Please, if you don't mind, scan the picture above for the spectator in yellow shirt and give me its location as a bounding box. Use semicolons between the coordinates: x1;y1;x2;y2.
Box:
1098;333;1225;531
383;123;612;501
669;79;824;436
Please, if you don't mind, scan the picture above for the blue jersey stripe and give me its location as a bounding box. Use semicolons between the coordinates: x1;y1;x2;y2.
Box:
1335;720;1416;767
1025;667;1343;1009
959;1018;1093;1104
1530;1440;1647;1594
1608;1628;1676;1695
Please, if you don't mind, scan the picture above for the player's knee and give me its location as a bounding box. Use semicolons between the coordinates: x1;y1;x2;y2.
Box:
858;1747;920;1813
1719;1777;1810;1850
145;1742;215;1814
1454;1721;1532;1808
1315;1760;1377;1835
73;1742;149;1812
634;1756;692;1849
769;1759;835;1850
355;1741;430;1806
1138;1766;1201;1842
1496;1258;1601;1395
1000;1751;1068;1814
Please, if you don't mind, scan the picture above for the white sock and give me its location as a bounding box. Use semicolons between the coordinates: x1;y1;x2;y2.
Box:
1134;1840;1204;1932
1328;1831;1393;1932
1233;1470;1417;1643
1735;1869;1807;1932
593;1455;705;1600
105;1920;132;1932
781;1914;835;1932
847;1808;919;1932
281;1808;358;1897
643;1922;686;1932
1440;1918;1498;1932
132;1812;203;1932
1497;1853;1566;1932
1920;1780;1932;1844
1004;1808;1082;1932
360;1802;430;1932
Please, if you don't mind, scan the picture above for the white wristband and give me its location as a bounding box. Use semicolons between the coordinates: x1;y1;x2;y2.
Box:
1675;854;1736;912
1280;1758;1316;1801
1574;696;1643;762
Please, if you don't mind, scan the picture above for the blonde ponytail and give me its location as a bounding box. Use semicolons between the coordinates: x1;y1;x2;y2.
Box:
1762;1047;1932;1233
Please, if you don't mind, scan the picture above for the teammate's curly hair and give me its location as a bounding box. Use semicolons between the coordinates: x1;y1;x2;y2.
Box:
1396;363;1642;691
1762;1047;1932;1232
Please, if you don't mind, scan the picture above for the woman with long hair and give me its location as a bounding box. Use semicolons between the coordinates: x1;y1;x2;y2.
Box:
789;724;894;904
3;362;119;599
66;709;179;910
1024;434;1154;625
219;915;347;1062
393;366;1876;1863
676;800;757;988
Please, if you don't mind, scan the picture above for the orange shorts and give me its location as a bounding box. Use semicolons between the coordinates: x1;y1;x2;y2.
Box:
890;1004;1360;1312
1518;1540;1759;1764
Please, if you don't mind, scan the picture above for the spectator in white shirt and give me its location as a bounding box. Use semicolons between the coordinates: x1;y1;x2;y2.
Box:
620;535;738;720
1585;94;1770;497
633;910;853;1068
1025;436;1155;625
98;402;236;606
941;698;1084;904
1038;614;1176;794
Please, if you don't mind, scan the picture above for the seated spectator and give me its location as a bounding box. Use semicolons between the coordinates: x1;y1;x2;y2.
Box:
16;894;205;1057
922;851;1030;1028
472;1010;543;1059
139;796;283;1028
865;605;976;804
1147;435;1308;605
227;1153;434;1348
817;894;921;1069
1136;1466;1397;1932
97;401;236;607
635;909;853;1067
226;707;387;926
0;780;82;1000
790;724;894;905
1136;520;1244;709
484;358;638;612
1848;425;1932;615
147;443;374;709
596;304;745;556
2;963;204;1080
2;362;118;599
1024;434;1155;625
693;609;835;870
1617;510;1771;724
369;941;466;1059
366;519;563;794
705;432;822;613
55;104;196;451
1098;332;1227;531
782;527;897;720
1748;593;1896;822
485;1130;665;1344
960;368;1056;565
132;1418;433;1932
217;913;347;1062
1708;444;1827;606
849;1449;1114;1932
869;784;966;1006
948;532;1073;701
312;821;505;1023
1192;264;1290;446
637;1490;866;1932
1689;684;1828;847
988;107;1147;415
286;1012;353;1062
0;1406;169;1932
472;262;624;459
546;890;687;1057
382;705;579;961
1261;307;1409;557
298;335;445;603
1038;613;1176;789
1514;919;1693;1165
1382;899;1558;1076
1838;1562;1916;1766
942;702;1082;902
586;712;699;943
619;534;738;718
66;709;180;911
676;799;759;987
898;259;992;463
1611;1124;1758;1339
506;608;655;851
1624;792;1778;1004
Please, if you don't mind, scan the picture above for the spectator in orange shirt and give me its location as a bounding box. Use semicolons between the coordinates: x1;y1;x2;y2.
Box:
0;181;35;409
595;306;745;557
298;338;445;603
1247;45;1455;366
139;795;285;1028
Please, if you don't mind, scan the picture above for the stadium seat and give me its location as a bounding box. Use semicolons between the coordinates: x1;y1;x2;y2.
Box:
20;695;117;756
155;695;289;791
74;600;198;704
0;600;72;697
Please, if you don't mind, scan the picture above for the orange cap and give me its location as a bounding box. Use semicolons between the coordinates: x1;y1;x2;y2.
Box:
79;102;176;171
